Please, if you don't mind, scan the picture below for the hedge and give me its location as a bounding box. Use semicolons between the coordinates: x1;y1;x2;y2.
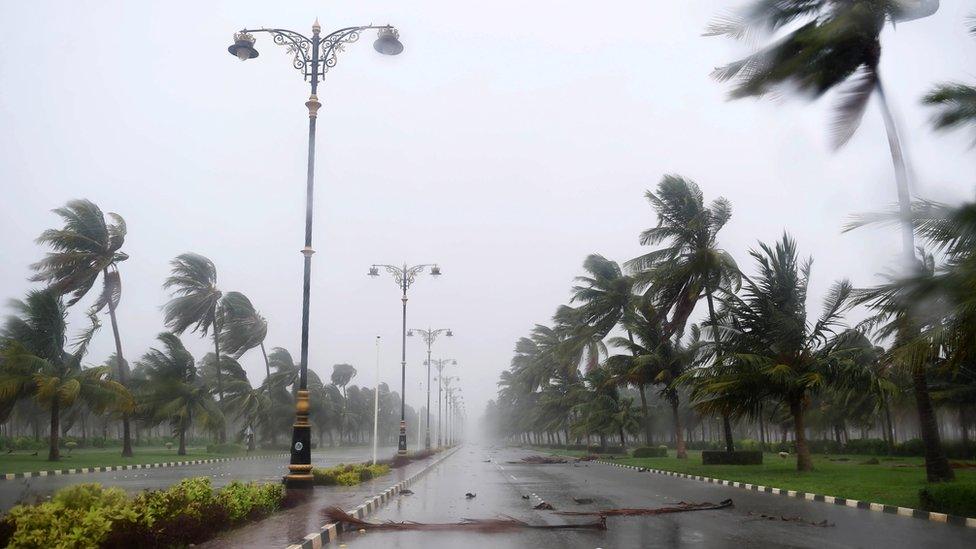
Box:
919;484;976;518
205;442;247;454
701;451;763;465
632;446;668;458
312;463;391;486
0;478;283;548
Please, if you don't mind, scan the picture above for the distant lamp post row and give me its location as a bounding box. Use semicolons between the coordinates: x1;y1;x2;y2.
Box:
409;329;453;450
431;360;457;447
368;263;441;455
228;18;403;489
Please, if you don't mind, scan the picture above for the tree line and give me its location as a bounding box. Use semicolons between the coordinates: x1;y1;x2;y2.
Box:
0;201;421;460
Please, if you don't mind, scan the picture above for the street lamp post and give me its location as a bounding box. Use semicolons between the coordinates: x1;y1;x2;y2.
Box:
431;360;456;447
368;264;441;455
372;335;381;466
228;19;403;489
408;328;452;450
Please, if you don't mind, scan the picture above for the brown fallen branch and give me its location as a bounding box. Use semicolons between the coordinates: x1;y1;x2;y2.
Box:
509;455;568;464
554;499;733;517
323;506;606;532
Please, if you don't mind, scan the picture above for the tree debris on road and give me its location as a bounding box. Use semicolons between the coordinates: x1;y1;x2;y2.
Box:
534;501;554;510
323;506;607;532
510;455;568;464
747;512;835;527
572;497;594;504
554;499;733;517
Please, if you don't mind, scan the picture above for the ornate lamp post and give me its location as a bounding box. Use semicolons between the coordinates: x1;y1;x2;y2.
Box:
408;330;453;450
431;361;456;447
368;264;441;455
228;19;403;489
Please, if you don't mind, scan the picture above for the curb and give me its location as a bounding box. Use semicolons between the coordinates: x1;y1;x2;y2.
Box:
595;459;976;528
1;453;289;481
287;447;461;549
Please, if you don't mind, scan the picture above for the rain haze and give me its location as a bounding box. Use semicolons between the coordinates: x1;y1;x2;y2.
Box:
1;0;974;429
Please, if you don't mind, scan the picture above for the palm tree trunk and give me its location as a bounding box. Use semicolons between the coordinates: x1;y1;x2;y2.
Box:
178;425;187;456
638;384;652;445
705;288;735;453
619;426;626;449
789;398;812;472
260;342;271;390
104;283;133;458
211;316;226;444
883;394;896;454
48;399;60;461
875;79;953;482
670;394;687;459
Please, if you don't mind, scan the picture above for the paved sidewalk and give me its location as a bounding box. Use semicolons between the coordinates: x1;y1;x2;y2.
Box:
201;452;444;549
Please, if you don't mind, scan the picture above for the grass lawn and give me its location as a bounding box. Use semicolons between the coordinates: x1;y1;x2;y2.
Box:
0;446;279;474
530;447;976;511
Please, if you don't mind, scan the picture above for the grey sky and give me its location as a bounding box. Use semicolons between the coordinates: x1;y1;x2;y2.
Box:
1;1;974;426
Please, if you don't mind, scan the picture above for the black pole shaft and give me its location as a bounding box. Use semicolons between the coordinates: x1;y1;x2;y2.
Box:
398;276;408;454
425;341;431;450
287;24;320;487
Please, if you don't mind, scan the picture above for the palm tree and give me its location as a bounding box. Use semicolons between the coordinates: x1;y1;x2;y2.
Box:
136;333;223;455
29;199;135;457
569;254;656;440
219;292;271;387
846;197;976;480
626;175;739;452
698;234;856;471
923;14;976;144
162;253;225;402
0;291;129;460
331;364;357;443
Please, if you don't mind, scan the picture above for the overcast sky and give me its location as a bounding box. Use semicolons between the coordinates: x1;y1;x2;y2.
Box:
1;1;974;429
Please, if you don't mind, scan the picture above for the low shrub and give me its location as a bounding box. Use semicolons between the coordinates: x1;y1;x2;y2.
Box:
313;463;391;486
701;451;763;465
632;446;667;458
205;443;246;454
0;477;285;548
919;484;976;518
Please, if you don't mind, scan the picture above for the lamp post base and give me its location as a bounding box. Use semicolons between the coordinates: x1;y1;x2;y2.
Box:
425;430;431;451
397;421;408;455
284;390;314;489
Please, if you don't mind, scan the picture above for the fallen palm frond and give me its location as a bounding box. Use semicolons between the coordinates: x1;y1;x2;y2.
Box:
533;502;554;510
323;506;606;531
747;512;834;527
554;499;733;517
511;455;568;464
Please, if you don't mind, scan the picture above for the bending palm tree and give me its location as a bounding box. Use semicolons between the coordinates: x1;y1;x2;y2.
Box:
136;333;223;455
29;199;135;457
570;255;655;442
708;0;949;480
626;175;739;452
163;254;224;392
0;291;130;460
219;291;271;388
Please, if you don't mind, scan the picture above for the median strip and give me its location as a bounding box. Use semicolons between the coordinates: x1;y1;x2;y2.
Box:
595;459;976;528
286;447;461;549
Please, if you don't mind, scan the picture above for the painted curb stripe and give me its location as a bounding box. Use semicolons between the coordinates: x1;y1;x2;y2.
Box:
593;459;976;528
0;453;289;481
286;447;461;549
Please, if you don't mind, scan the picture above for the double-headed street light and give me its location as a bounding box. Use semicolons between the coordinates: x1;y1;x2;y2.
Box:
228;19;402;489
409;329;453;450
369;264;441;455
431;362;456;446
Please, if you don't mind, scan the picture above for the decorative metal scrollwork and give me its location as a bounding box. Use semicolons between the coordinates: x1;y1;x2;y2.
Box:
320;28;363;74
269;30;312;74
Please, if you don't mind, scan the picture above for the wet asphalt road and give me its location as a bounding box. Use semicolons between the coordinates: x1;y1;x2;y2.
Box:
339;445;976;549
0;446;394;512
